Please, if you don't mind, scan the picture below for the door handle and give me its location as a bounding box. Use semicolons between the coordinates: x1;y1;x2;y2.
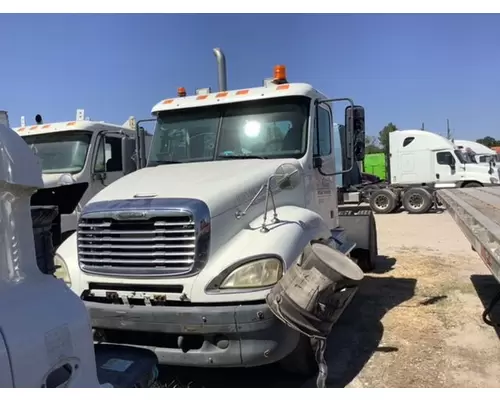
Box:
436;173;440;179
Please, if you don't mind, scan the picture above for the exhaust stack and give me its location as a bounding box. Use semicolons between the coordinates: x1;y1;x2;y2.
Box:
212;48;227;92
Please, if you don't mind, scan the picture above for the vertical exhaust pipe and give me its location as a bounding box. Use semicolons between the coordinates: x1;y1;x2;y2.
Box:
213;48;227;92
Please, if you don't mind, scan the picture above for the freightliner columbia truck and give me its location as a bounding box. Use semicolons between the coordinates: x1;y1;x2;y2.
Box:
54;48;377;376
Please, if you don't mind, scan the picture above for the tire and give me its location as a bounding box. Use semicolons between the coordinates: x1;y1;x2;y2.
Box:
462;182;483;188
402;187;433;214
369;188;398;214
279;335;318;377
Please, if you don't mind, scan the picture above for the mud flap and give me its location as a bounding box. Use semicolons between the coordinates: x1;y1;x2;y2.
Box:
338;207;378;272
266;242;364;388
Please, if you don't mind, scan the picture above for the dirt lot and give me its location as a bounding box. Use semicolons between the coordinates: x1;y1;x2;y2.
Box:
158;210;500;388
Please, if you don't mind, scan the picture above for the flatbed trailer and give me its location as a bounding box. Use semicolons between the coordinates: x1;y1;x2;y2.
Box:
437;186;500;327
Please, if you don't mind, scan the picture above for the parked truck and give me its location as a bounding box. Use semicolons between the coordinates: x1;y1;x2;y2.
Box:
13;110;152;246
454;139;499;166
347;129;500;214
54;48;377;376
0;111;159;388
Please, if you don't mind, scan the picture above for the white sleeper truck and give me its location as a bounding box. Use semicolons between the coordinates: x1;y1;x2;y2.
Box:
55;49;377;376
454;139;499;166
13;110;151;246
360;129;500;214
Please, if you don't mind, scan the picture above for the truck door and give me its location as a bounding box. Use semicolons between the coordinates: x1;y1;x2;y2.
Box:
312;104;337;230
91;133;128;197
434;151;458;188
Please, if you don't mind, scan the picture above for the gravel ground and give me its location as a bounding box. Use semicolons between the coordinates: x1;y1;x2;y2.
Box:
156;209;500;388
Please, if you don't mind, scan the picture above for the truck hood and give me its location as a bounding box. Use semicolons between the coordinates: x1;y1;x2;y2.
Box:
42;173;65;188
465;163;496;175
88;159;304;217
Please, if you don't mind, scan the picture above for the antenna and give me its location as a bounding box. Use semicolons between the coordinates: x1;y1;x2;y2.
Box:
421;122;425;131
446;119;451;140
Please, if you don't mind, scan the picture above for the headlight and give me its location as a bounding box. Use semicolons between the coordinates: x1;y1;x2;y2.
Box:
53;254;72;287
219;258;283;289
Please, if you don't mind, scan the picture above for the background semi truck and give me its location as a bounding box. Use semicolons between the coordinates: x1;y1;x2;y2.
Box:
344;129;499;214
0;111;159;388
55;48;377;376
13;110;152;247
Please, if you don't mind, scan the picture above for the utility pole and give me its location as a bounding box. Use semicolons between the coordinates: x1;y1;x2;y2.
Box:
446;119;451;140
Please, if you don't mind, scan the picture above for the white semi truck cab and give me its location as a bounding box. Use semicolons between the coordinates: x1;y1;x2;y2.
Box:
55;49;377;376
364;129;500;214
13;110;150;246
453;139;499;166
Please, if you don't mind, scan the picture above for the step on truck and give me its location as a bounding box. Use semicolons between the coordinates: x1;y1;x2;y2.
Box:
438;186;500;329
54;48;377;376
351;129;500;215
13;110;152;247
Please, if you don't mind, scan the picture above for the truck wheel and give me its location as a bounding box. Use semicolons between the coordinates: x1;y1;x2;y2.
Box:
402;188;432;214
279;335;318;377
369;188;397;214
462;182;483;188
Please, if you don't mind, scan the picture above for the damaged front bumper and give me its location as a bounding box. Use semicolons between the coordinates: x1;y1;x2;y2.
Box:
87;299;300;368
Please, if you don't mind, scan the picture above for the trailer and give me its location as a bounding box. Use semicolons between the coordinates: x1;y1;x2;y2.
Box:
437;186;500;327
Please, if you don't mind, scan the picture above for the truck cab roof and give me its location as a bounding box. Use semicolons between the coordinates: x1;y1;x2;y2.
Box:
13;120;135;137
151;83;327;115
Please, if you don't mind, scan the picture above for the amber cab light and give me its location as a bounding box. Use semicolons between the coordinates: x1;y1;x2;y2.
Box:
177;87;187;97
273;65;287;82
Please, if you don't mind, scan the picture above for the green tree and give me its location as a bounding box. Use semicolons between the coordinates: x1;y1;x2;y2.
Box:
378;123;399;152
476;136;500;147
365;136;383;154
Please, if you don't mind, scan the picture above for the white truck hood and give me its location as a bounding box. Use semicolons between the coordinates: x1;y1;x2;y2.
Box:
88;159;303;218
42;173;65;188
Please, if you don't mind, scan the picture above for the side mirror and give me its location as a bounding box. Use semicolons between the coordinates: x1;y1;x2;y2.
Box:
345;105;365;162
121;137;137;175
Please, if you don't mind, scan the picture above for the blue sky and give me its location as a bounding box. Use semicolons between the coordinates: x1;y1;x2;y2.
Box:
1;13;499;141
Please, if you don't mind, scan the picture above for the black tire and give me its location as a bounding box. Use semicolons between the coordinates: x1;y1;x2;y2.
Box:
279;335;318;377
369;188;398;214
462;182;483;188
402;187;433;214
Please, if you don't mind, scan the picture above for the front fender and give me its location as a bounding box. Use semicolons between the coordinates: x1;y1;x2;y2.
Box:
190;205;331;302
55;231;83;296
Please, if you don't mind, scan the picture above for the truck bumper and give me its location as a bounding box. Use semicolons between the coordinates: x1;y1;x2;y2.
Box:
86;300;300;368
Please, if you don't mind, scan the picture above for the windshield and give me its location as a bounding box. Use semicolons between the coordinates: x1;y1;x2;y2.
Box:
454;150;468;164
23;131;92;174
147;96;310;166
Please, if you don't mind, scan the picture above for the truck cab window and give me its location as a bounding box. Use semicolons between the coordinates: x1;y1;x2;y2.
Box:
22;131;92;174
148;96;310;166
436;151;455;165
403;137;415;147
95;136;123;172
314;106;332;156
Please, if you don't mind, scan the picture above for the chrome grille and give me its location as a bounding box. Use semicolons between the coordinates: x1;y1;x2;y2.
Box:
78;213;199;276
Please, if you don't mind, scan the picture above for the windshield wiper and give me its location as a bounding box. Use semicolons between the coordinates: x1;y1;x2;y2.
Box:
219;154;267;160
149;161;183;166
